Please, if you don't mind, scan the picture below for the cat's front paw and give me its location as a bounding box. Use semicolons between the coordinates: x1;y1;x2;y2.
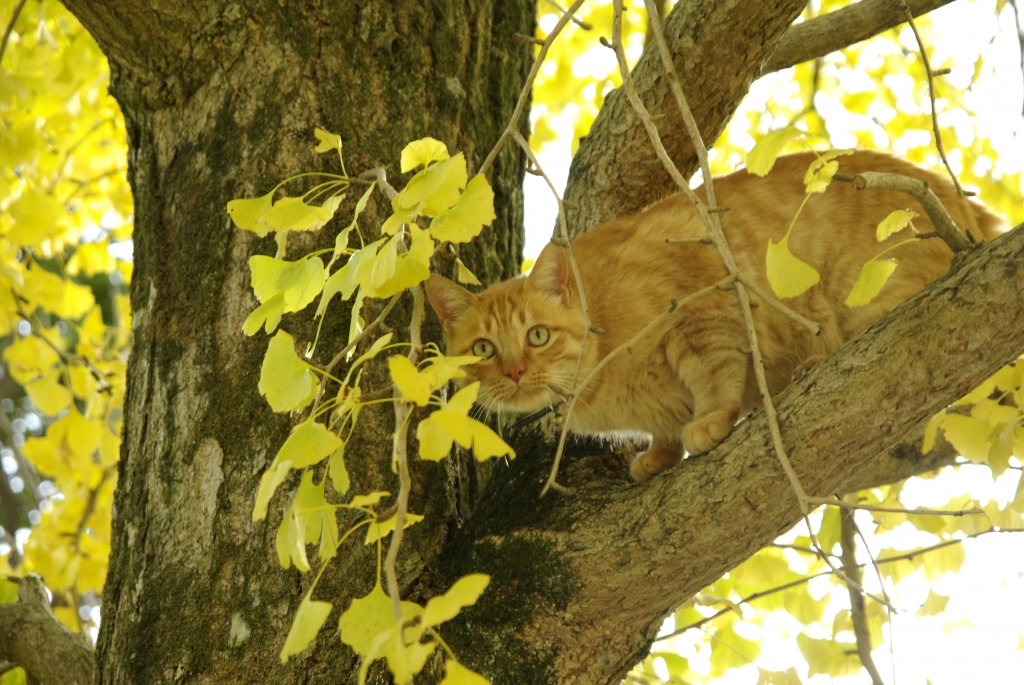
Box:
629;440;683;481
682;410;736;454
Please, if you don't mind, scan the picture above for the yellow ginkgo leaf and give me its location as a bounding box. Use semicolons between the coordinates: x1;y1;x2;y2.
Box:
328;183;375;268
401;137;450;172
276;419;343;469
57;281;96;320
388;355;435;406
7;187;65;247
417;415;455;461
258;330;319;412
876;209;919;242
26;374;73;416
419;355;479;387
3;335;60;383
440;659;490;685
803;149;853;194
395;153;467;217
426;408;515;462
939;414;993;463
339;581;421;657
381;204;423;237
381;634;436;685
845;259;898;307
227;191;275;236
349;490;391;509
67;241;115;276
257;195;341;234
366;230;434;299
282;257;326;312
243;292;286;336
250;256;303;303
276;501;310;571
365;512;424;544
69;364;97;399
745;128;802;176
430;174;496;244
318;238;385;318
314;127;342;154
421;574;490;628
21;266;65;312
279;596;333;663
329;445;350;495
455;258;482;285
253;458;293;522
766;236;820;299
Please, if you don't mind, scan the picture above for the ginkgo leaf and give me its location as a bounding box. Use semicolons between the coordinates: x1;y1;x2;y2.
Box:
339;582;422;657
455;258;482;285
941;414;993;463
746;128;802;176
253;459;293;522
257;195;341;234
282;257;327;312
876;209;919;241
401;137;450;172
57;281;96;320
366;229;434;299
421;574;490;628
26;374;73;416
418;413;455;461
440;659;490;685
227;191;275;236
276;419;343;469
258;330;319;412
21;266;65;312
365;512;424;544
329;445;350;495
328;183;375;268
276;501;310;571
3;335;60;383
804;149;853;194
280;597;333;663
429;174;496;244
381;204;423;237
350;491;391;508
845;259;898;307
389;355;435;406
376;632;436;685
243;292;286;336
250;256;301;303
419;355;479;387
766;236;820;299
314;127;342;154
318;239;384;318
7;187;65;247
395;153;467;217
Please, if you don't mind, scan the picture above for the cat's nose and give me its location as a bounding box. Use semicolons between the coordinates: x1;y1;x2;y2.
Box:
505;365;526;383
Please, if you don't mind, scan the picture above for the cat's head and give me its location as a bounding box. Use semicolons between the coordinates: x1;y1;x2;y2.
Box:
425;243;586;415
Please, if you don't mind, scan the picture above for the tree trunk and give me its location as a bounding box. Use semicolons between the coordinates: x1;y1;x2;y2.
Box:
59;1;533;683
52;1;1023;685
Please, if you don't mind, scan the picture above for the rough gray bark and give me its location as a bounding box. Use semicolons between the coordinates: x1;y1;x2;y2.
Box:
58;1;533;683
32;0;1011;684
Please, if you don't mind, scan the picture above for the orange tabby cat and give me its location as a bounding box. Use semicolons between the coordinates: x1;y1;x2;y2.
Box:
426;151;1003;480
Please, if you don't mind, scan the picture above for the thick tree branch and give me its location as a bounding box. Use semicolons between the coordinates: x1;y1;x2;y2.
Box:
762;0;957;76
443;227;1024;684
0;575;94;685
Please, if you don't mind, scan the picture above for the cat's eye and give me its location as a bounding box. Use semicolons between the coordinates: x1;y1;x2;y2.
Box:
527;326;550;346
472;340;495;358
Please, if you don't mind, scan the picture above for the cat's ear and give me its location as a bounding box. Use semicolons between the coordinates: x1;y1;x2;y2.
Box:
528;242;571;304
425;274;476;330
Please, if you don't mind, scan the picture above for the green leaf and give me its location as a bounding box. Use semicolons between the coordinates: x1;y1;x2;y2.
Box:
401;137;450;172
746;128;802;176
228;191;275;236
796;633;860;677
339;582;422;658
429;174;496;244
280;596;333;663
249;255;327;314
783;586;827;623
317;239;384;318
253;459;293;522
258;331;319;412
243;291;286;335
845;259;898;307
708;621;760;671
876;209;919;241
766;235;820;299
329;445;350;495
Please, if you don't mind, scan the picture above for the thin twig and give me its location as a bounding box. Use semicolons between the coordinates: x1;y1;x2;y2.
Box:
834;171;972;250
478;0;587;179
545;0;592;30
656;528;1019;643
808;495;983;517
841;510;885;685
0;0;28;67
382;285;424;622
898;0;964;197
735;273;820;335
850;506;898;685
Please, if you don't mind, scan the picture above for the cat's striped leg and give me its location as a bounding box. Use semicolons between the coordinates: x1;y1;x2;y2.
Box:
672;346;748;455
630;439;684;481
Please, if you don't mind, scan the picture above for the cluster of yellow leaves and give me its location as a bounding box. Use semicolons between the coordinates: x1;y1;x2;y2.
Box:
1;0;132;645
230;135;509;680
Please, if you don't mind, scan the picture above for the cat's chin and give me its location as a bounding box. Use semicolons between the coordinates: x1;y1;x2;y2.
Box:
489;388;554;415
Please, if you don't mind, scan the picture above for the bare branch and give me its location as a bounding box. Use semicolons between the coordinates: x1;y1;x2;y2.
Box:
762;0;956;76
0;575;94;685
840;511;886;685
